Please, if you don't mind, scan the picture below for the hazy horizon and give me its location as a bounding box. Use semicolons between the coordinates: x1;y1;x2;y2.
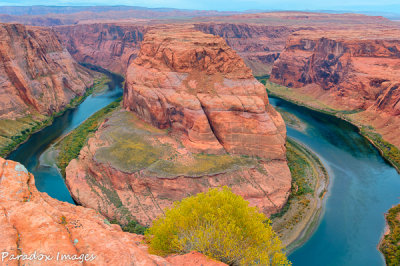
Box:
0;1;400;14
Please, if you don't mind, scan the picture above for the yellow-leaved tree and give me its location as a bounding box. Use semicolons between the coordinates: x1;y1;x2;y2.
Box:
146;187;291;265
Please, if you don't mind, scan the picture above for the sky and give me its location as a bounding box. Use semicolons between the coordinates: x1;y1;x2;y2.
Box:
0;0;400;13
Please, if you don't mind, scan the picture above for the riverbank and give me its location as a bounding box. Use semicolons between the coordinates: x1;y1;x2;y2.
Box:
259;78;400;174
259;77;400;264
379;204;400;265
0;74;110;158
271;138;329;253
51;98;122;177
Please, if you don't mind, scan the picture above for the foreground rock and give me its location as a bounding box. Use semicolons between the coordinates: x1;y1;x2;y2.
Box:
270;28;400;148
0;157;225;265
66;26;291;226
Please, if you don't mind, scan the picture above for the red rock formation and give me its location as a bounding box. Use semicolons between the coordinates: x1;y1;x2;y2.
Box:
194;23;294;76
124;26;286;159
0;157;226;265
270;29;400;147
66;109;291;226
0;23;94;119
65;26;291;227
55;23;146;74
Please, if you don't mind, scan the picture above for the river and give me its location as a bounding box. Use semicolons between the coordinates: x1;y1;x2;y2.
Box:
7;73;123;204
4;76;399;265
269;97;400;266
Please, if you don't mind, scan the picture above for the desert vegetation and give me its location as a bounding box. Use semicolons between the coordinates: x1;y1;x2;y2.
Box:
146;187;291;265
380;204;400;266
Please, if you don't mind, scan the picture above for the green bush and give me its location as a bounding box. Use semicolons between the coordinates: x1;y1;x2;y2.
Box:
110;218;147;235
380;204;400;266
56;98;121;177
146;187;291;265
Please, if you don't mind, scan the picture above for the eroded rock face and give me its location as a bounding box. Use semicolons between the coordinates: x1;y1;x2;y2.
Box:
0;23;94;119
270;29;400;147
194;23;294;76
66;109;291;226
123;26;286;159
0;157;226;265
55;23;146;75
66;26;291;227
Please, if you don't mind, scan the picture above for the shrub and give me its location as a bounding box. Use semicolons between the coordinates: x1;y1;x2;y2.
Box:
110;218;147;235
380;204;400;266
146;187;291;265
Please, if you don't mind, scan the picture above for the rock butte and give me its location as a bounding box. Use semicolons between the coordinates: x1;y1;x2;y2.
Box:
271;28;400;148
124;26;286;158
0;157;226;266
65;26;291;226
0;23;93;120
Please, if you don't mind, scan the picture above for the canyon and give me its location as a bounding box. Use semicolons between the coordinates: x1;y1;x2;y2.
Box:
0;157;225;265
55;23;146;75
270;28;400;148
65;26;291;226
0;23;94;119
52;13;400;152
0;8;400;265
0;23;95;155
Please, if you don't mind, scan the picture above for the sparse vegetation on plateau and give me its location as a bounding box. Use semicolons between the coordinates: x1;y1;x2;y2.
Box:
146;187;291;265
148;153;254;178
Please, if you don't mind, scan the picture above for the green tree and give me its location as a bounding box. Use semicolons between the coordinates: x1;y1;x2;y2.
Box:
146;187;291;265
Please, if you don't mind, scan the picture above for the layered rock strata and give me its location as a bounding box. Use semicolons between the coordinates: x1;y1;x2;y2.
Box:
0;23;94;119
123;26;286;159
66;26;291;226
194;23;294;76
270;29;400;147
55;23;146;75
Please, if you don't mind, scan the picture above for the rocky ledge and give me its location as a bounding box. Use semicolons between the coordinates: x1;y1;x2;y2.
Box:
0;157;225;265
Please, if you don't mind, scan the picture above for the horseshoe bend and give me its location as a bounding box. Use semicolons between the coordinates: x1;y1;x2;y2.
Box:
0;5;400;266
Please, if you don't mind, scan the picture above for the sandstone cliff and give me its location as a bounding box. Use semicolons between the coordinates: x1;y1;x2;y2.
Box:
65;26;291;226
55;23;146;75
270;29;400;147
194;23;294;76
0;23;94;119
124;26;286;158
0;157;225;265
